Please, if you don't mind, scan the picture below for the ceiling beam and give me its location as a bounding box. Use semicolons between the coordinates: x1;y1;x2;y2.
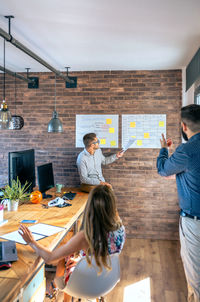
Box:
0;27;73;83
0;65;31;83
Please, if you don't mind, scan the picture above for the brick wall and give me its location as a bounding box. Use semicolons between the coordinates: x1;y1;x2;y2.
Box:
0;70;182;239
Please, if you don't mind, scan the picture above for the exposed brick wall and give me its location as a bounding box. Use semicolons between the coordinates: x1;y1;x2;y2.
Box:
0;70;182;239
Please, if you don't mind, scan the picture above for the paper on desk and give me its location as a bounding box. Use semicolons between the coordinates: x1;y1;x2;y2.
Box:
122;138;136;152
0;230;45;245
29;223;65;237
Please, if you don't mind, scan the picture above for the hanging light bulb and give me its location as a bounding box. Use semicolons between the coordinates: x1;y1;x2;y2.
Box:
0;39;12;130
9;73;24;130
47;74;63;133
0;100;12;129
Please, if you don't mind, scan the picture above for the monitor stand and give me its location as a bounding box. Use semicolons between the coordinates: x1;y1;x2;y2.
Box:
42;192;52;199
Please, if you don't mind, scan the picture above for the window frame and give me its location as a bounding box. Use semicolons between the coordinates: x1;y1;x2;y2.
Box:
194;86;200;104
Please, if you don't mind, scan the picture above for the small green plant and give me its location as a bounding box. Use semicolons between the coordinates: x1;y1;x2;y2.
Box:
2;177;31;202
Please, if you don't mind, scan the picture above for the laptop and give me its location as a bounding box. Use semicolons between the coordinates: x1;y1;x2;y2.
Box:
0;241;18;262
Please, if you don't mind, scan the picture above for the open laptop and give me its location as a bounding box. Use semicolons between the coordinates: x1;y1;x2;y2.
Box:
0;241;18;262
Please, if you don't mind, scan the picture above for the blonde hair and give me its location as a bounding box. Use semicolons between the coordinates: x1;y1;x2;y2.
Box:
80;185;121;273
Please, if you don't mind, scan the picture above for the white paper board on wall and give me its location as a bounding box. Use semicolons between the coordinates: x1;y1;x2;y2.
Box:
122;114;166;149
76;115;119;148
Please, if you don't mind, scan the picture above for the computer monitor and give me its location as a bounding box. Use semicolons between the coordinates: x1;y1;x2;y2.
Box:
37;163;54;198
8;149;35;193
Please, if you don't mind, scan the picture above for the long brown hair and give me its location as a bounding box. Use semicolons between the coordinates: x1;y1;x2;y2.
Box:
80;185;122;273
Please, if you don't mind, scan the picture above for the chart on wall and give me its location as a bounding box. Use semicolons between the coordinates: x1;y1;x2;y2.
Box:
76;115;119;148
122;114;166;148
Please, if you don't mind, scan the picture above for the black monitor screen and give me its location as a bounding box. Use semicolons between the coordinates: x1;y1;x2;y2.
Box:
8;149;35;192
37;163;54;198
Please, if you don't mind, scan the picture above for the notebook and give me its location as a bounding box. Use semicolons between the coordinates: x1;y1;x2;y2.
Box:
0;241;18;262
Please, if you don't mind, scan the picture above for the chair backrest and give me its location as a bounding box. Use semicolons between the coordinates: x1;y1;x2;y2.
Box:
63;253;120;299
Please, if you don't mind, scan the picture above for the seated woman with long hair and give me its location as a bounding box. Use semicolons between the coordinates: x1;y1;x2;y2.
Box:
19;185;125;301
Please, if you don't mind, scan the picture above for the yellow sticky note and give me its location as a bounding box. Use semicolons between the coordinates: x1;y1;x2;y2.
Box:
100;139;106;145
110;141;116;146
109;128;115;133
130;122;136;128
106;119;112;124
144;133;150;139
159;121;164;127
131;136;136;138
137;140;142;146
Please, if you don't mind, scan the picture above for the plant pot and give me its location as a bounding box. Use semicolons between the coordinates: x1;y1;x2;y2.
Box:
7;200;19;211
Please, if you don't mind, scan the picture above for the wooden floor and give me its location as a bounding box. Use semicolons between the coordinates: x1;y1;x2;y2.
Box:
45;238;187;302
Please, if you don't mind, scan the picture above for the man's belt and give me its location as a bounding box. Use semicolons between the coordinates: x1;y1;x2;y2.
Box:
180;209;200;221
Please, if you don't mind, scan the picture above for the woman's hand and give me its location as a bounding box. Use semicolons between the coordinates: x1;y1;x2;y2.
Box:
18;224;35;244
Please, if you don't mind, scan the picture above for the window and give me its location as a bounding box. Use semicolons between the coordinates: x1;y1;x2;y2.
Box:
194;86;200;104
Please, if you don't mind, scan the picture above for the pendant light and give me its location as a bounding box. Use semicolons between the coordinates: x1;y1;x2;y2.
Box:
9;73;24;130
0;38;12;130
47;74;63;133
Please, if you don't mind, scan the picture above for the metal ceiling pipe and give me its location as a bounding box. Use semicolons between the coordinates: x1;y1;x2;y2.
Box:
0;65;31;83
0;27;73;83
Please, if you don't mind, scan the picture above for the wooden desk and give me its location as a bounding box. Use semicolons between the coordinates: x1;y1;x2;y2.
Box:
0;187;88;302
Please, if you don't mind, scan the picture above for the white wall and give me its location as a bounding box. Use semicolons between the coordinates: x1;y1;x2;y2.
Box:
182;67;195;106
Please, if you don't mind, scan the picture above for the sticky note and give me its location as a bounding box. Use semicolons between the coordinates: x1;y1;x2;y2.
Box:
131;136;136;138
130;122;136;128
109;128;115;133
100;139;106;145
137;140;142;146
106;119;112;124
110;141;116;146
144;133;150;138
159;121;164;127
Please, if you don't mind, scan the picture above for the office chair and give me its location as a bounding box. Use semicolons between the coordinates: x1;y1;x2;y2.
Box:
55;253;120;301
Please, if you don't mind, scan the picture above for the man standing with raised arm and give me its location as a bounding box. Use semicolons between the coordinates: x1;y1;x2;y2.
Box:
157;104;200;302
77;133;124;192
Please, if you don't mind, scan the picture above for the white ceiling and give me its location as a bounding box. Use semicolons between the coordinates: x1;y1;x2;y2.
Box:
0;0;200;73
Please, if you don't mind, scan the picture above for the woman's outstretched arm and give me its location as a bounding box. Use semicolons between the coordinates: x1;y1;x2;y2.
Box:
18;224;88;264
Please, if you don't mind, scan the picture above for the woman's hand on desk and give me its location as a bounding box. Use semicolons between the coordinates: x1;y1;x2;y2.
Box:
18;225;88;265
18;224;54;263
18;224;35;245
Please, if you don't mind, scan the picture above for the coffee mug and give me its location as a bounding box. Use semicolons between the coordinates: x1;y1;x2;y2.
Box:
56;184;63;193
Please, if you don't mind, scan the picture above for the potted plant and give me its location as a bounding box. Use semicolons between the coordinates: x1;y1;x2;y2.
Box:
2;177;31;211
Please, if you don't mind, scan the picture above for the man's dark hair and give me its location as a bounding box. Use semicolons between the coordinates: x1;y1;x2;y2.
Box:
83;133;96;148
181;104;200;132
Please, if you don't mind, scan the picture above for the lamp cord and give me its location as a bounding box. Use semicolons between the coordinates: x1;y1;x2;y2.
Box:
54;74;56;111
3;38;5;100
14;73;16;115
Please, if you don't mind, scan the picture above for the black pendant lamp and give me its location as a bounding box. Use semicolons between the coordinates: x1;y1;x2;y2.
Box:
9;73;24;130
0;39;12;129
47;74;63;133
